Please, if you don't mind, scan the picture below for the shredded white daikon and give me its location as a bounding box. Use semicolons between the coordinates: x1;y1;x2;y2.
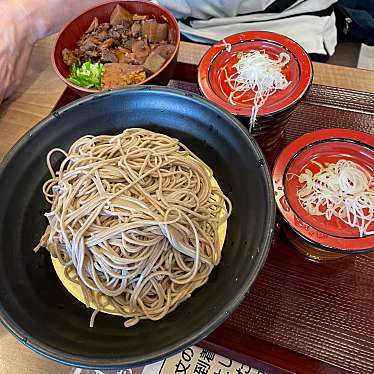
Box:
223;50;291;129
296;159;374;237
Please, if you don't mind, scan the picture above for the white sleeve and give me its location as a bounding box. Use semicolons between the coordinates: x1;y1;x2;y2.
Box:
155;0;338;56
156;0;277;19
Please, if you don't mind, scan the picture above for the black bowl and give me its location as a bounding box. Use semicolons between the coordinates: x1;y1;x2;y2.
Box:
0;86;275;370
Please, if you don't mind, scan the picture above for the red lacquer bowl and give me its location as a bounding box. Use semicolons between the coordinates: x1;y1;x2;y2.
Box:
273;128;374;257
198;31;313;162
52;0;180;96
198;31;312;117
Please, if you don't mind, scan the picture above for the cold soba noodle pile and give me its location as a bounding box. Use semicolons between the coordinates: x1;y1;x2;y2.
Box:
34;128;231;327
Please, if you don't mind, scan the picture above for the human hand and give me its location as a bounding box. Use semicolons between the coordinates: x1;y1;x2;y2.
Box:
0;2;40;103
0;0;115;103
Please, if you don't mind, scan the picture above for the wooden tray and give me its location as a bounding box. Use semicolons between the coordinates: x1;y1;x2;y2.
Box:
53;61;374;374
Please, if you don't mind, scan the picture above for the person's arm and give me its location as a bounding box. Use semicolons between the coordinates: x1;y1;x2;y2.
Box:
14;0;107;40
0;0;105;103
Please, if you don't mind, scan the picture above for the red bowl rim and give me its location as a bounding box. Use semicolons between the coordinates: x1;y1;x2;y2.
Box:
197;31;313;117
51;0;180;94
273;128;374;253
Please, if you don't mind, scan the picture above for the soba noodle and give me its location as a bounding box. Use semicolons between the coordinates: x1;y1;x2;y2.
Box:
34;128;232;327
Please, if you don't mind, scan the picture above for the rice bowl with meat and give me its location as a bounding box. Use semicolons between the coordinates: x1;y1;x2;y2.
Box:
61;4;177;90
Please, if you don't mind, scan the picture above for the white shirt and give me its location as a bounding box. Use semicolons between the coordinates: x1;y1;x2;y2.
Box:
156;0;338;55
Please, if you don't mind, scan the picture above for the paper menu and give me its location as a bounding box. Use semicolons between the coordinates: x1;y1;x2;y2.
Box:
71;346;266;374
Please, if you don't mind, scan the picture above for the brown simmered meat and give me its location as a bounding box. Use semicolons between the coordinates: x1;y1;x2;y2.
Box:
101;63;146;89
131;23;142;37
115;47;130;62
110;4;133;26
132;40;150;58
78;36;100;52
62;4;176;87
116;47;145;64
100;49;118;63
151;44;175;60
143;53;166;74
62;48;77;66
133;14;149;21
168;27;177;43
142;19;168;43
85;17;99;34
100;37;114;49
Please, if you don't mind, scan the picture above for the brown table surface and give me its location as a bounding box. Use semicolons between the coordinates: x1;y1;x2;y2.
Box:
1;36;374;374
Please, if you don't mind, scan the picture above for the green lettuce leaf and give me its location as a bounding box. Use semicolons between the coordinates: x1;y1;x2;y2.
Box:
68;62;105;89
